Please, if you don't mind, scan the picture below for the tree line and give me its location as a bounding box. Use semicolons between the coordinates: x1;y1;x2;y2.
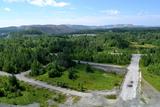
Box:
0;31;133;74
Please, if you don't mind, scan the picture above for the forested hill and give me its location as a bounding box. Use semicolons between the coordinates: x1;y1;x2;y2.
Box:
0;24;146;36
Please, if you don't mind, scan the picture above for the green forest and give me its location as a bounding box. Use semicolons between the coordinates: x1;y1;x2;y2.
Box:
0;31;133;74
0;28;160;105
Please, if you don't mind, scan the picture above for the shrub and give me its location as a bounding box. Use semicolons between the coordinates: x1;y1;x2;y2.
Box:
85;64;93;73
68;68;78;80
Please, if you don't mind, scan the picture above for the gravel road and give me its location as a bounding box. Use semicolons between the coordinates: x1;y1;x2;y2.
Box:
0;69;117;97
15;72;92;97
0;70;92;97
74;60;127;74
0;71;11;76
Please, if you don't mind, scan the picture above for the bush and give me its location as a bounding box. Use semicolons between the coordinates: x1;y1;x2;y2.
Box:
48;69;62;78
53;94;66;103
30;60;43;76
0;75;24;97
7;75;20;92
56;82;68;88
0;89;5;97
68;68;78;80
48;64;63;78
85;64;93;73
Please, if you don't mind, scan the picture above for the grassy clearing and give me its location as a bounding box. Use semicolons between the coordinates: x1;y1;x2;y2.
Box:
131;42;158;49
0;76;66;107
141;66;160;91
35;65;124;91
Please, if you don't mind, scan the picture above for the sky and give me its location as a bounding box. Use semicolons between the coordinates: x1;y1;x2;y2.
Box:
0;0;160;27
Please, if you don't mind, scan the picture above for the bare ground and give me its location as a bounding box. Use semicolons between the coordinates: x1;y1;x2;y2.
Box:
140;79;160;107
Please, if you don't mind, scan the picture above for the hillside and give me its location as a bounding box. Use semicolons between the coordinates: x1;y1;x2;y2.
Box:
0;24;140;36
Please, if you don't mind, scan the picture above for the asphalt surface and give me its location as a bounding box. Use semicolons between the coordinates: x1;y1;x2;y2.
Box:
119;54;141;101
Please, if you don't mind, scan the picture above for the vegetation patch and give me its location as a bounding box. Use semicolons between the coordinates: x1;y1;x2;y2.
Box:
34;64;124;91
140;97;147;104
52;94;66;104
105;95;117;99
73;96;81;104
140;51;160;92
140;67;160;91
0;76;66;107
131;42;158;49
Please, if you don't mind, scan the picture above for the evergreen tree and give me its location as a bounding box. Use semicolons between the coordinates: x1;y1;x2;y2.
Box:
30;60;42;76
68;68;78;80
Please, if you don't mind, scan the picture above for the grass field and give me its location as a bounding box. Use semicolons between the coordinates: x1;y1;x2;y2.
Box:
35;65;124;91
131;42;158;49
141;66;160;91
0;76;66;107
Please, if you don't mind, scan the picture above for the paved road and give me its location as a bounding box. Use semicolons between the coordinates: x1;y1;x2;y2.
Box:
119;54;141;101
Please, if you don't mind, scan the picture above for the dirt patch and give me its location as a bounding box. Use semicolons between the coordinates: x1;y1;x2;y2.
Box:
141;79;160;107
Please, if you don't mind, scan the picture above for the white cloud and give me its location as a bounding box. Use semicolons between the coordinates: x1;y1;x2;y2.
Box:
4;7;11;12
28;0;69;7
4;0;69;7
3;0;25;2
101;9;120;16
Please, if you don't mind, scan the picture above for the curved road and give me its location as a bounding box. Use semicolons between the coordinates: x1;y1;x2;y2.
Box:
0;55;139;99
0;67;117;97
0;70;92;97
16;72;93;97
0;54;141;107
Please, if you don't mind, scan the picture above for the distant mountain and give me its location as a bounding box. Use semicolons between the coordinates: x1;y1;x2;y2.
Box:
0;24;146;36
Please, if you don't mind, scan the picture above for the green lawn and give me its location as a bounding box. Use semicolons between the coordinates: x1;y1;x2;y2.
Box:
0;76;66;107
35;65;124;91
141;66;160;91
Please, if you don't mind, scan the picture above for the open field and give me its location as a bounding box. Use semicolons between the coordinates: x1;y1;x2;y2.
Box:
131;42;158;49
34;65;124;91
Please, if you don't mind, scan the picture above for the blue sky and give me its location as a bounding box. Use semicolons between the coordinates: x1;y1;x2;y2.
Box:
0;0;160;27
